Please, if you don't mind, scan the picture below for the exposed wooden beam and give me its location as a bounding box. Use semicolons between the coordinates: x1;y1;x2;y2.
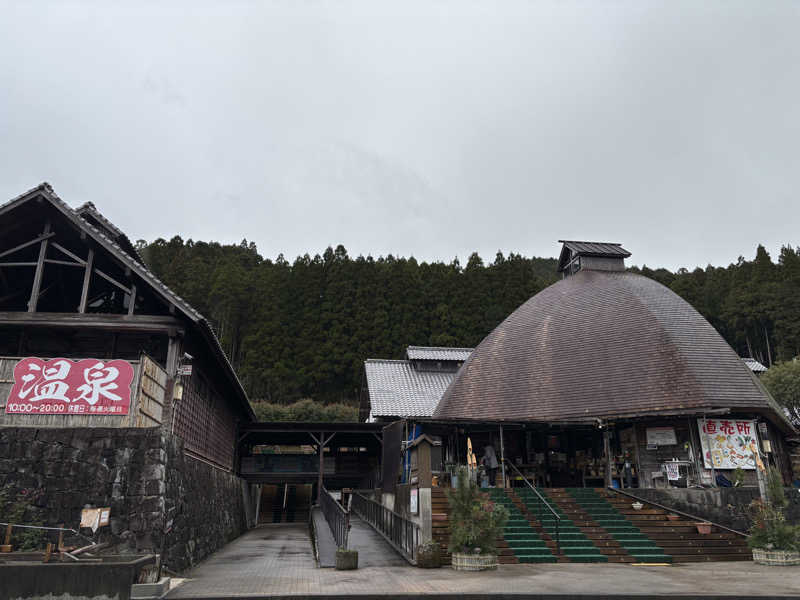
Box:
0;232;55;260
0;311;185;333
51;242;87;266
94;268;132;295
44;259;84;267
27;222;51;312
128;284;137;315
78;248;94;313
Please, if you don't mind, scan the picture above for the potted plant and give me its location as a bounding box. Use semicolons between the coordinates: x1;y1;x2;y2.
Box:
416;540;441;568
335;547;358;570
748;469;800;566
446;466;509;571
695;522;712;535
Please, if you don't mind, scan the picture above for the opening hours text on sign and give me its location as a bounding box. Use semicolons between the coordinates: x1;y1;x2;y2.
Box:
5;357;135;415
697;418;758;470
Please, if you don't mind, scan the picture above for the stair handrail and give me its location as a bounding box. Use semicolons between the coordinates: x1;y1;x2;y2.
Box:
607;487;749;537
502;458;561;555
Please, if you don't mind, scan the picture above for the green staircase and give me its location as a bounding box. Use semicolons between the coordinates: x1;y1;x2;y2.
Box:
516;488;607;563
566;488;672;563
487;489;556;563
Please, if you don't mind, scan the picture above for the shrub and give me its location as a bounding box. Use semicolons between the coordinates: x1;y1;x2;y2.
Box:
747;469;800;552
446;467;508;555
0;486;48;551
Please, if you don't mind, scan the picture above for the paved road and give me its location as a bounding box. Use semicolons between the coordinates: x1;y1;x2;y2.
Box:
167;524;800;599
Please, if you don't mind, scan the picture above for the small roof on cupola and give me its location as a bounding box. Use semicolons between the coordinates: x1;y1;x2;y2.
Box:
557;240;631;273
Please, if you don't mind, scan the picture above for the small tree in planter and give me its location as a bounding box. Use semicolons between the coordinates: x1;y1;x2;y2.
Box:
748;469;800;566
446;466;508;571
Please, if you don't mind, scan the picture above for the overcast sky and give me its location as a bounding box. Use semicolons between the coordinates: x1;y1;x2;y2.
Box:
1;1;798;271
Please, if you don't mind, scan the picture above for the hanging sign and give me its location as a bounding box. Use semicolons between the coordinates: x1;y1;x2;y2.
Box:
697;419;757;469
5;357;135;415
664;462;681;481
646;427;677;446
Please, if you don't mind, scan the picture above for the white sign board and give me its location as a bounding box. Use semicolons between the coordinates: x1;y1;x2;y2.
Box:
646;427;677;446
697;419;757;470
410;487;419;515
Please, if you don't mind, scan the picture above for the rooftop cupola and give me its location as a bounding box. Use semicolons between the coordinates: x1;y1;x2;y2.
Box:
557;240;631;277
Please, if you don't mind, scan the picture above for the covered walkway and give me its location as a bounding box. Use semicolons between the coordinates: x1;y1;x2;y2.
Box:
166;523;800;599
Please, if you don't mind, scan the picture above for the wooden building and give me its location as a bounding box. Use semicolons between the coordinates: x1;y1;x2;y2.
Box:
431;240;796;489
0;183;254;470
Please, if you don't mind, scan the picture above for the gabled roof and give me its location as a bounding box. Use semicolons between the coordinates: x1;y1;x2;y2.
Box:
364;359;459;419
75;201;145;266
406;346;473;362
557;240;630;272
0;183;254;421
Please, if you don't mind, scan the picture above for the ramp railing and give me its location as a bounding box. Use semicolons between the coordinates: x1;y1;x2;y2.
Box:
320;486;350;549
351;491;419;564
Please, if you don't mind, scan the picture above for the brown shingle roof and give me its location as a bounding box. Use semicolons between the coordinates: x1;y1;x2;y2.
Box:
434;270;792;430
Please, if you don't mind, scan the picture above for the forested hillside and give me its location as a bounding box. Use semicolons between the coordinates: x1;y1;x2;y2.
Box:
139;238;800;407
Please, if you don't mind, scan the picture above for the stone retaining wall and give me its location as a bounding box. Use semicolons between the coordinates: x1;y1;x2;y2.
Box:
0;426;251;572
631;487;800;531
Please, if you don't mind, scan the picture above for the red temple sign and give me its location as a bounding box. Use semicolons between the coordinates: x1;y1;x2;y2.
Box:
5;357;135;415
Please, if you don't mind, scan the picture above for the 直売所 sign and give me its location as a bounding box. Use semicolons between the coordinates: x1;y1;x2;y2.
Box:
5;357;135;415
697;418;757;470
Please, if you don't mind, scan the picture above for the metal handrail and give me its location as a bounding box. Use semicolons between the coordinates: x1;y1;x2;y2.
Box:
319;487;350;549
502;458;561;555
607;487;749;538
351;491;419;564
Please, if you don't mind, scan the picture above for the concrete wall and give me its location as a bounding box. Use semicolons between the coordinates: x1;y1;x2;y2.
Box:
0;426;252;573
632;487;800;532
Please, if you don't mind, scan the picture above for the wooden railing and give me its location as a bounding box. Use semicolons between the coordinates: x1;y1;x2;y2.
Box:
351;491;420;564
320;486;350;549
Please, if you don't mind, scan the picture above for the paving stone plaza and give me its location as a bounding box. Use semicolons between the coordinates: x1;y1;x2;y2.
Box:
165;523;800;599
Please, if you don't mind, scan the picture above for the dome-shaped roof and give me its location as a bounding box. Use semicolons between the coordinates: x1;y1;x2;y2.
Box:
434;270;785;425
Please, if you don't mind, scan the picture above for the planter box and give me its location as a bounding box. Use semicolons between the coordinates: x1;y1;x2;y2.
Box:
417;545;441;569
335;549;358;570
0;554;154;600
452;552;497;571
752;549;800;566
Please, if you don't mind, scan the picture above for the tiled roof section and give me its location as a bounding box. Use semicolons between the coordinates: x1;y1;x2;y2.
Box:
743;358;768;373
365;359;458;418
406;346;473;361
559;240;631;257
74;201;146;266
0;183;254;421
435;270;792;430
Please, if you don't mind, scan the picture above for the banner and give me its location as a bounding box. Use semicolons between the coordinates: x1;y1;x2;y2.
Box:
697;418;757;470
5;357;134;415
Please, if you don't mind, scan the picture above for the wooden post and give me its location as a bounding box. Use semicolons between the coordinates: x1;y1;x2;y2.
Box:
499;425;506;488
27;222;51;312
318;432;325;504
603;427;612;489
78;248;94;313
4;523;11;546
128;284;136;315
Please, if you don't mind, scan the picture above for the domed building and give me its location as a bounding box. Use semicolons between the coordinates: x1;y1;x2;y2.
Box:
430;241;794;490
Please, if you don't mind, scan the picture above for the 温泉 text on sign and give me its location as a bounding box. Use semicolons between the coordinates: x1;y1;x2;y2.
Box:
5;357;134;415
